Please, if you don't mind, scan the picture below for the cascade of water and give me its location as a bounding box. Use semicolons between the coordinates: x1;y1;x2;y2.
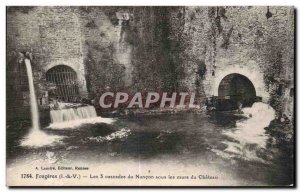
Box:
20;58;113;146
48;104;115;129
21;58;63;147
225;102;275;148
24;58;40;130
212;102;275;162
50;105;97;123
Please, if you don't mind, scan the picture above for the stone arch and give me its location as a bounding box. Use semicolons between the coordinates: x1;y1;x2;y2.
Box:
46;65;79;102
44;61;78;74
212;64;268;101
43;59;88;98
218;73;256;106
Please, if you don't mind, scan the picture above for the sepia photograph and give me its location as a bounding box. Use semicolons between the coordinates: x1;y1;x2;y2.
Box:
6;6;295;187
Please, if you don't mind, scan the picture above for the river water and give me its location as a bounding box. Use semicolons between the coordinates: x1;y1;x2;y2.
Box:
7;105;294;186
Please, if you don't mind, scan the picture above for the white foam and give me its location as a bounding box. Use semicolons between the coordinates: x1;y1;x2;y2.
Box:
20;130;64;148
87;128;131;142
225;102;275;148
217;102;275;161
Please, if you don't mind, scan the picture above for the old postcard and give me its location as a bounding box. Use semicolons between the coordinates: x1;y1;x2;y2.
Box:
6;6;295;187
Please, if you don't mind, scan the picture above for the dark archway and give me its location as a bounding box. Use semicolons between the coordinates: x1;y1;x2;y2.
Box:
46;65;79;102
218;73;256;108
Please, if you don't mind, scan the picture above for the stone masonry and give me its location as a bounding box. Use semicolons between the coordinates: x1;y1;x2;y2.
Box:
6;6;294;120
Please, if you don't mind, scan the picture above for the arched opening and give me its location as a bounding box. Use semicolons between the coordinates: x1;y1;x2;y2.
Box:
46;65;79;102
217;73;257;110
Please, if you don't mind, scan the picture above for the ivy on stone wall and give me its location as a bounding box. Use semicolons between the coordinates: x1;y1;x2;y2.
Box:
84;44;125;96
130;7;185;91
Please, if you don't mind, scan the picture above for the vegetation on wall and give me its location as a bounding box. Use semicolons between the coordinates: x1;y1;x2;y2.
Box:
130;7;185;91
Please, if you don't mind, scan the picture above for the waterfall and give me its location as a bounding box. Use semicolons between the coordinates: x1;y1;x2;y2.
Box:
24;58;40;130
21;58;63;147
48;104;115;129
212;102;275;162
224;102;275;149
21;58;113;146
50;105;97;123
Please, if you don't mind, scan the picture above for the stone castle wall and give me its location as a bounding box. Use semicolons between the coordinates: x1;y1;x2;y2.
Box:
180;6;294;117
6;6;294;120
